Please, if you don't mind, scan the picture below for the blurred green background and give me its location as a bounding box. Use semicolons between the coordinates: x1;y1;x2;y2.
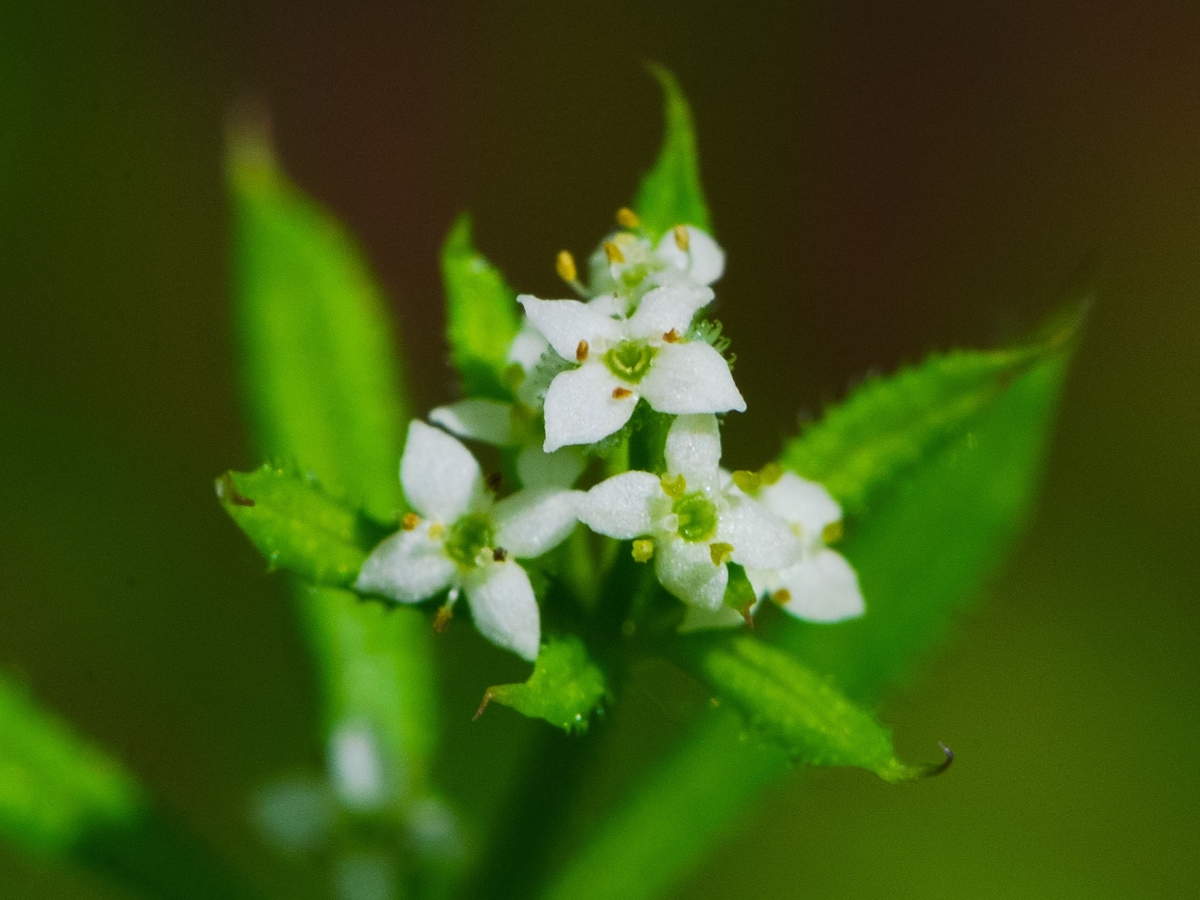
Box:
1;1;1197;897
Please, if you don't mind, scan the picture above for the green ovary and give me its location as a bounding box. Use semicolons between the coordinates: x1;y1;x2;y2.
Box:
604;340;657;383
445;513;494;566
673;492;719;543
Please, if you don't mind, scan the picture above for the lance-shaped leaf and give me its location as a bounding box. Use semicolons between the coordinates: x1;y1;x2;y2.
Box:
216;465;389;589
228;124;438;812
474;636;608;733
0;673;259;899
678;635;949;782
442;213;521;399
633;65;712;240
541;305;1080;900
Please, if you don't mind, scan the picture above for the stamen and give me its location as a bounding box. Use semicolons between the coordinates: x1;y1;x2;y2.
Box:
731;470;761;494
709;542;734;566
433;604;454;634
631;539;655;563
770;588;792;606
822;521;844;545
603;241;625;264
401;512;420;531
673;224;690;251
662;328;681;343
612;386;633;399
556;250;577;283
759;462;784;485
616;207;640;229
576;339;589;362
492;547;508;562
660;473;687;498
428;522;446;539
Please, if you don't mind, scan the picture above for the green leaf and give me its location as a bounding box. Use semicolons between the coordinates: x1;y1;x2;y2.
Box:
783;307;1082;518
0;674;259;899
475;635;608;733
633;65;712;240
228;125;438;808
541;305;1080;900
216;465;387;589
680;636;949;782
442;213;521;399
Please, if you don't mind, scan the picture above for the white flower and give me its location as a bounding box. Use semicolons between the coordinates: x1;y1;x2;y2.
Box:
354;421;583;661
744;472;864;623
588;226;725;298
519;286;746;452
578;414;798;611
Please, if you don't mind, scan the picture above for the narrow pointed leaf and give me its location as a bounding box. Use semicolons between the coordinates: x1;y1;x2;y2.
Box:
442;213;521;399
216;465;388;588
542;305;1079;900
475;636;608;733
679;636;949;782
228;126;438;809
633;65;712;240
0;673;259;899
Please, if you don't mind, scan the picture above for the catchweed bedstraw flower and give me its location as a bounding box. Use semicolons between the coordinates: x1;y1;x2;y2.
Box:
579;414;799;611
354;421;582;660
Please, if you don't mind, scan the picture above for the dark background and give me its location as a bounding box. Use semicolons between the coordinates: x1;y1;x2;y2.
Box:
2;2;1198;897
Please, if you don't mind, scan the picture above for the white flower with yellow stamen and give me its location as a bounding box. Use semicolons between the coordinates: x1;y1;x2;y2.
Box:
588;223;726;301
354;421;583;661
519;286;745;452
578;414;798;611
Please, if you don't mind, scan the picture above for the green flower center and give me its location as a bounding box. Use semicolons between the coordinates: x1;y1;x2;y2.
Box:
672;491;719;543
604;340;657;384
444;513;494;567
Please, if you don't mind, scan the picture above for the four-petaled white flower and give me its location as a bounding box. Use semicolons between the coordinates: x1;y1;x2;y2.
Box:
354;421;582;661
743;472;865;623
579;414;799;611
589;226;726;299
519;286;746;452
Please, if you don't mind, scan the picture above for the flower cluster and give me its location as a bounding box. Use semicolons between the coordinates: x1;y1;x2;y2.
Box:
356;215;863;660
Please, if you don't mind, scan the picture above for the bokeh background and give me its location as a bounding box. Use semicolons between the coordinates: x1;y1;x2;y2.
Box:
2;2;1198;897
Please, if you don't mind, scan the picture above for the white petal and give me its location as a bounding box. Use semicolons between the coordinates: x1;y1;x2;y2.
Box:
760;472;843;539
465;562;541;661
507;321;550;372
776;549;865;623
517;445;586;489
638;341;746;415
579;471;661;539
518;296;623;361
655;537;728;610
663;413;722;490
429;399;515;447
492;488;583;558
401;421;487;521
542;363;636;451
626;284;714;340
719;495;802;570
655;227;725;285
354;528;455;603
677;603;745;633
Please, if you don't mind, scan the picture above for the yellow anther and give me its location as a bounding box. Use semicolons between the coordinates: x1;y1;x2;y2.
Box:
428;522;445;540
612;386;633;399
603;240;625;264
401;512;420;531
576;339;589;362
556;250;578;283
770;588;792;606
709;542;734;566
662;328;681;343
822;520;844;545
433;604;454;633
673;224;690;251
631;539;655;563
731;470;761;494
660;473;687;498
616;207;640;229
759;461;784;485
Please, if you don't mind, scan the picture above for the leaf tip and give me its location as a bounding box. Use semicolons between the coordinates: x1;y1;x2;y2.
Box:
473;688;497;722
224;97;277;185
215;472;255;508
